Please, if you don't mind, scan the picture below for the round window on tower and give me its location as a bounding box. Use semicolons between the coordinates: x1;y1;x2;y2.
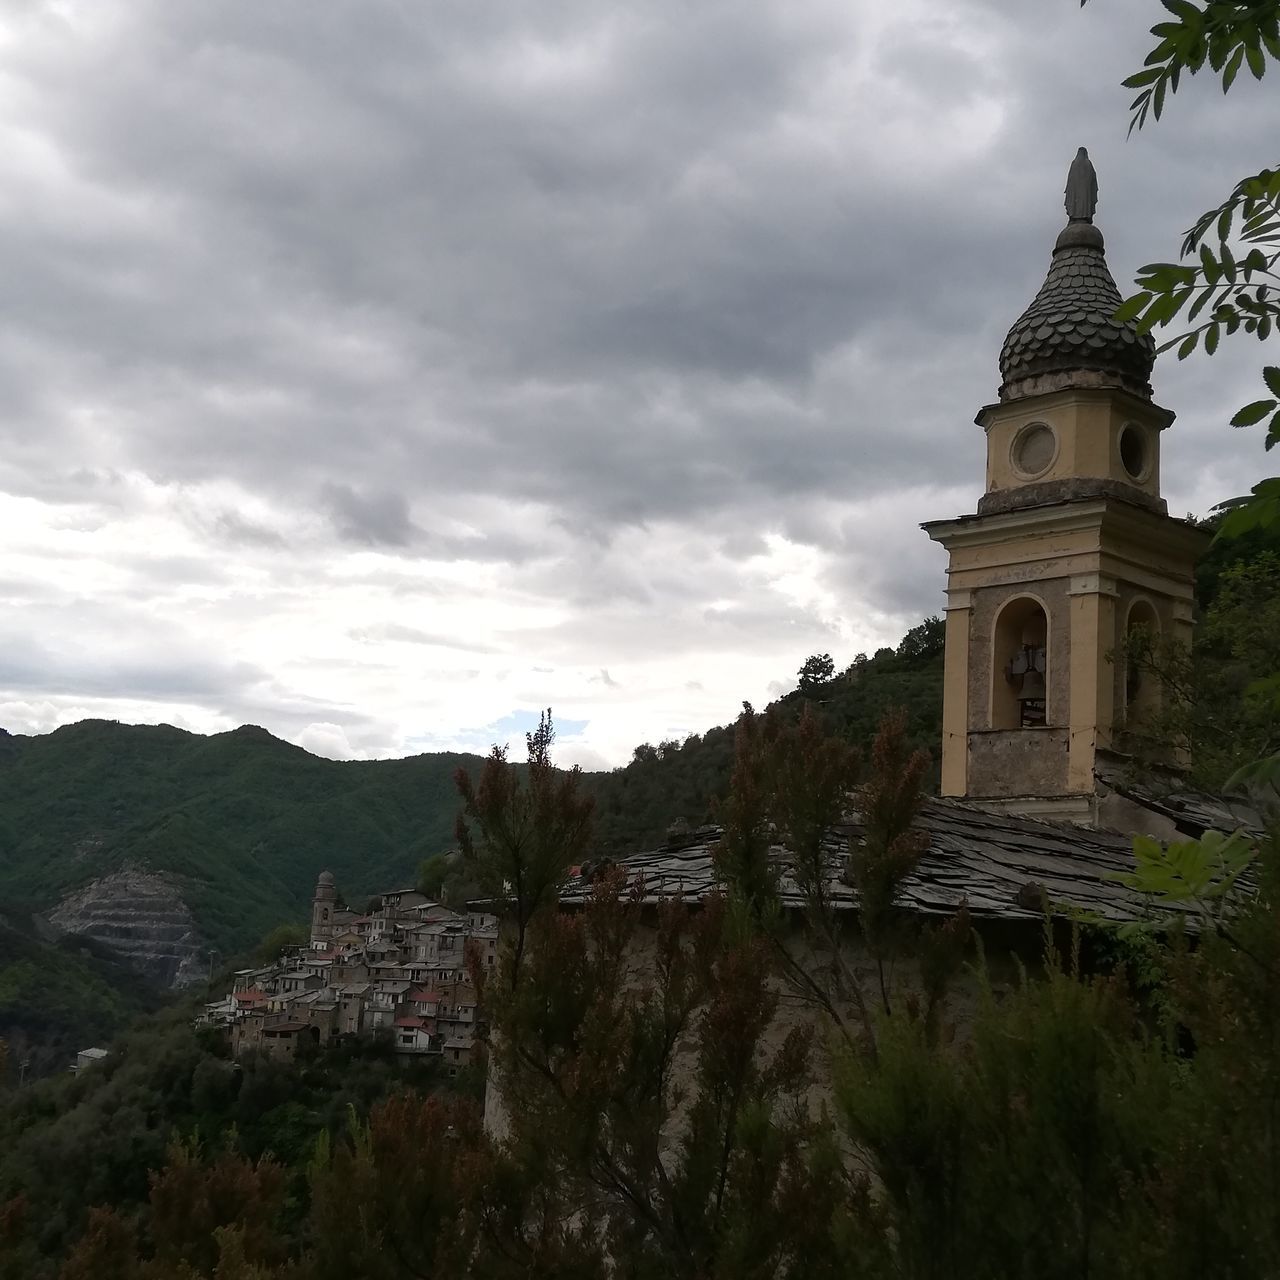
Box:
1011;422;1057;479
1119;423;1149;481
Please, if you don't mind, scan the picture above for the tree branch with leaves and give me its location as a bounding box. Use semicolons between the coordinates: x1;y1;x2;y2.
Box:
1087;0;1280;533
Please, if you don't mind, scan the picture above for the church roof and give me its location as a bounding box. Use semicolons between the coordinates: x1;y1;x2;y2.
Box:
559;794;1237;927
998;149;1154;402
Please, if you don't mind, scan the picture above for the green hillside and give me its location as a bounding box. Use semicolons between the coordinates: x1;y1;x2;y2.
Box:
0;909;160;1079
582;618;946;855
0;723;485;957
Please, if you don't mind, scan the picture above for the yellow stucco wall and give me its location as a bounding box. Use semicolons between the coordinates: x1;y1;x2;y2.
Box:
927;498;1203;802
979;388;1169;500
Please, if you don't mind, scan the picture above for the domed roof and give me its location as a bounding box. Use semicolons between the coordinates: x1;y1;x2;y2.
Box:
318;870;335;886
998;149;1154;402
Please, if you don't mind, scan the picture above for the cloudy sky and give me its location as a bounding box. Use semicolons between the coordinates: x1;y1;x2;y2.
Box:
0;0;1272;768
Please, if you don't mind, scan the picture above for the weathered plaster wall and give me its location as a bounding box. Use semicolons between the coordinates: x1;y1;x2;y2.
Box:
966;728;1070;797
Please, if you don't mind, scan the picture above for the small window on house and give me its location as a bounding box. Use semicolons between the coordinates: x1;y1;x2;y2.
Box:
992;597;1050;729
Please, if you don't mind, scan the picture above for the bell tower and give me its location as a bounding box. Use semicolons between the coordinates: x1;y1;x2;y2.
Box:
310;870;338;947
924;149;1209;823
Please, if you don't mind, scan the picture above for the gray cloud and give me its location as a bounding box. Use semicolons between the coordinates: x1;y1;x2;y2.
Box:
209;510;289;549
321;483;419;547
0;0;1271;760
351;624;504;656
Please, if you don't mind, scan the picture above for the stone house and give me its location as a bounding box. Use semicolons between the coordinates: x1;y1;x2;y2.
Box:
394;1016;435;1055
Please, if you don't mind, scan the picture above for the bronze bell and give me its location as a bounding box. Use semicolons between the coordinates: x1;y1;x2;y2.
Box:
1016;668;1046;702
1008;644;1047;700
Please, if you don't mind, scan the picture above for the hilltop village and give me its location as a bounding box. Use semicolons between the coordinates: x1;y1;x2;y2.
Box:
200;871;498;1074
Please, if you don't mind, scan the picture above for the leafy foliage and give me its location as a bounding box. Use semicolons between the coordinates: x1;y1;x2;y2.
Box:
455;709;594;989
796;653;835;690
0;911;160;1081
1118;532;1280;784
0;996;454;1275
1086;0;1280;536
470;714;863;1277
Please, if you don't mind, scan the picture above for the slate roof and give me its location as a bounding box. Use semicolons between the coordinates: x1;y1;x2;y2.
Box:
1094;752;1264;840
560;797;1177;926
998;221;1154;401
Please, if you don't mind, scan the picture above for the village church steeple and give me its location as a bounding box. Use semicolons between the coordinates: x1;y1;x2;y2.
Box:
923;149;1208;824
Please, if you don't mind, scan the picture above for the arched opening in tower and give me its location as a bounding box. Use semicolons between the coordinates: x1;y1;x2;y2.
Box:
993;597;1049;730
1123;598;1161;727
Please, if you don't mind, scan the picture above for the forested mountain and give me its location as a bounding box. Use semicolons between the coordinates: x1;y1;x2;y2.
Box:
0;724;482;958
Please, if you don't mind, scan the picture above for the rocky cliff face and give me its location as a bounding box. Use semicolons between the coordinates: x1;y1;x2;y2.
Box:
50;869;206;988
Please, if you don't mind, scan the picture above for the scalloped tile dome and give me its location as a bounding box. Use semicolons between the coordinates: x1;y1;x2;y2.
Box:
998;223;1154;401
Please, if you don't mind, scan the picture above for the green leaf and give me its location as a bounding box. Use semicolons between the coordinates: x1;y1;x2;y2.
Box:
1113;292;1153;323
1263;366;1280;397
1123;66;1166;88
1266;410;1280;450
1223;43;1245;90
1246;43;1266;79
1230;398;1277;427
1188;285;1215;322
1224;753;1280;794
1205;322;1220;354
1200;242;1221;282
1215;478;1280;539
1177;332;1199;358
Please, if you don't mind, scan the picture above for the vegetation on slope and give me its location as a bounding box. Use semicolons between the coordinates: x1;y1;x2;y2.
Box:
581;615;945;855
0;724;485;957
6;706;1278;1278
0;910;160;1079
0;1000;465;1274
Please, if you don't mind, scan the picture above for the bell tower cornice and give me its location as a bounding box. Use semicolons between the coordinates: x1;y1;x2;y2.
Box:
974;387;1175;434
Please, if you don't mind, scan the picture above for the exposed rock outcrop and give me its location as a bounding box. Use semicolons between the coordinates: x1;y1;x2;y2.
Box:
50;869;206;988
